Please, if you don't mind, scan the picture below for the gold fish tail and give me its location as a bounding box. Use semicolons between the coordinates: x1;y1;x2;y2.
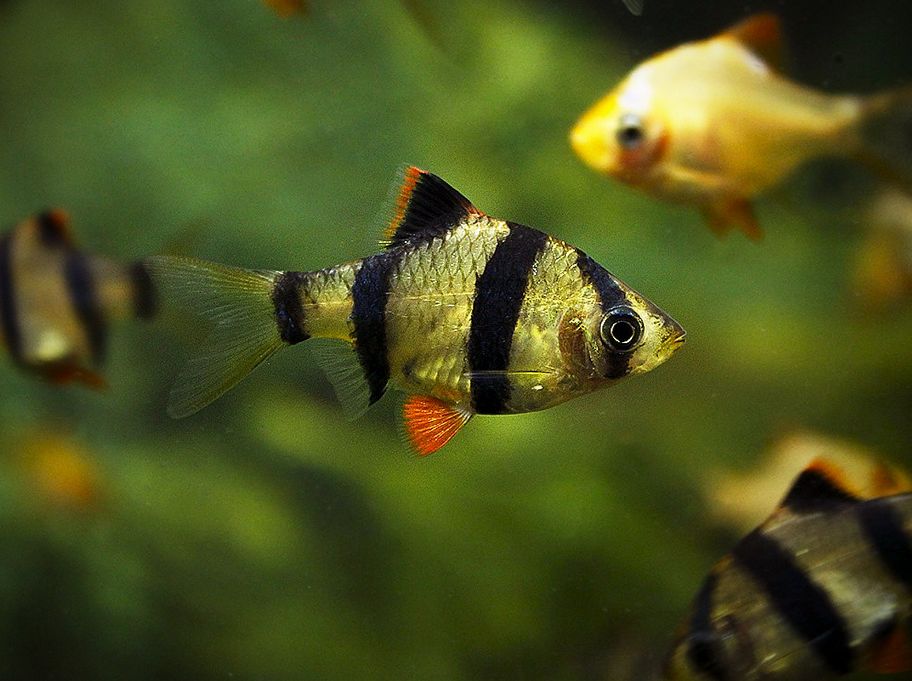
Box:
854;86;912;194
144;255;289;418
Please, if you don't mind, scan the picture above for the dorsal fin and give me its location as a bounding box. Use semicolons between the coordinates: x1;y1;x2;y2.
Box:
30;209;76;248
382;166;481;248
724;13;785;72
779;457;861;513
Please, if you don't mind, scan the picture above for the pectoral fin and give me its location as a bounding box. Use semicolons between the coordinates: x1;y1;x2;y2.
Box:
403;395;473;456
701;197;763;241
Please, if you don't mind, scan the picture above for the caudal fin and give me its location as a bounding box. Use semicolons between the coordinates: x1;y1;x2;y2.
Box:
144;255;285;418
855;86;912;194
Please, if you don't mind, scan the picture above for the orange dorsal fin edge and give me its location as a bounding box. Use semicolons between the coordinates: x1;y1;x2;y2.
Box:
22;208;76;249
403;395;472;456
383;167;481;247
777;457;861;513
724;13;785;72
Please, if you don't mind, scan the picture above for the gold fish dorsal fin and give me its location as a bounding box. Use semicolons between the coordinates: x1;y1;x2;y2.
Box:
402;394;472;456
382;166;482;248
724;13;786;72
777;457;862;514
25;209;76;249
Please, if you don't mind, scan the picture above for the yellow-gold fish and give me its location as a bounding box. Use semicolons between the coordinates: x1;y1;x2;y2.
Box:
571;13;912;240
148;167;685;455
0;209;157;388
664;459;912;681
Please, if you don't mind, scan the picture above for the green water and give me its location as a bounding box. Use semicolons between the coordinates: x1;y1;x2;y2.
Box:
0;1;910;679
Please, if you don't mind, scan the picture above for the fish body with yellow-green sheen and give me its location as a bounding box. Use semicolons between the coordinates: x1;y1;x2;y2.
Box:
149;168;685;454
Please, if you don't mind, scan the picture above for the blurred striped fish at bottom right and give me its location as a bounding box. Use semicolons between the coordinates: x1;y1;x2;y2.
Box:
662;456;912;680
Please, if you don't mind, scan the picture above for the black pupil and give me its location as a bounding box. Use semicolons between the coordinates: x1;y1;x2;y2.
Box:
611;320;636;345
617;122;643;148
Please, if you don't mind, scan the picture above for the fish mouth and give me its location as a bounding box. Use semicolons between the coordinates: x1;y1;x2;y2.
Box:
665;318;686;353
569;120;612;172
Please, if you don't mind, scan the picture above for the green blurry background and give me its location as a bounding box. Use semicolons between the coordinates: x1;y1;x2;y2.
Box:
0;1;911;679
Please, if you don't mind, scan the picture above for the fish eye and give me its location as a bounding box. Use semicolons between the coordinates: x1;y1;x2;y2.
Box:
616;113;644;149
600;306;644;352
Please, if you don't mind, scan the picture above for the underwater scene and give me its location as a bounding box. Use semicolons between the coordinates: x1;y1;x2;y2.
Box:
1;1;911;679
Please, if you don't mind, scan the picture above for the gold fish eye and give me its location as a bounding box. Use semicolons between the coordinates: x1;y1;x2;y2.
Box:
616;113;645;149
600;306;644;352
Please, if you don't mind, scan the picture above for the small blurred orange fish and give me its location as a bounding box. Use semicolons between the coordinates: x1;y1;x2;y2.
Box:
571;13;912;240
852;189;912;311
16;432;104;513
0;209;157;388
263;0;308;18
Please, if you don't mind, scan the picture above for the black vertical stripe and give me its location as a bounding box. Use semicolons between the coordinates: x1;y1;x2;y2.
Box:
64;251;107;364
129;261;158;319
351;252;399;405
467;224;548;414
271;271;309;345
856;499;912;591
0;232;22;362
686;572;730;681
575;249;629;379
732;530;853;674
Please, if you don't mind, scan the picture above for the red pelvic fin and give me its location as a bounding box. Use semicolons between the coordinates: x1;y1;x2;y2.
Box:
403;395;472;456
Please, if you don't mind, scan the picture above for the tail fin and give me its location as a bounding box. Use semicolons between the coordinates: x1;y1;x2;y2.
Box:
144;256;285;418
855;86;912;194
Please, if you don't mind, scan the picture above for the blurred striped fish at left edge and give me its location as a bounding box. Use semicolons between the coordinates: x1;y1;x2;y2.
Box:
0;209;158;389
663;457;912;681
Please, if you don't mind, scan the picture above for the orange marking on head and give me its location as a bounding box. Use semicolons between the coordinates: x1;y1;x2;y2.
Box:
403;394;472;456
385;166;423;241
618;130;669;185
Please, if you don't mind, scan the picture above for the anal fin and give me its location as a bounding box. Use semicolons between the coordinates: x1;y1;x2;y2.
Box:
403;395;472;456
702;197;763;241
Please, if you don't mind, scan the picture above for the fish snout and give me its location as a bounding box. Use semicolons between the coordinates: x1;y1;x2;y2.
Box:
570;117;614;173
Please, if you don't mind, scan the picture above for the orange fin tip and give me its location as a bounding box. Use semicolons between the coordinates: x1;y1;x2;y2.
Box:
724;13;785;72
29;208;76;248
867;621;912;674
778;456;860;512
403;395;472;456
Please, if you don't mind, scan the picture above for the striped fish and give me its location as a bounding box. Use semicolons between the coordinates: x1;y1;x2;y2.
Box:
147;167;685;455
0;209;157;388
664;458;912;681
